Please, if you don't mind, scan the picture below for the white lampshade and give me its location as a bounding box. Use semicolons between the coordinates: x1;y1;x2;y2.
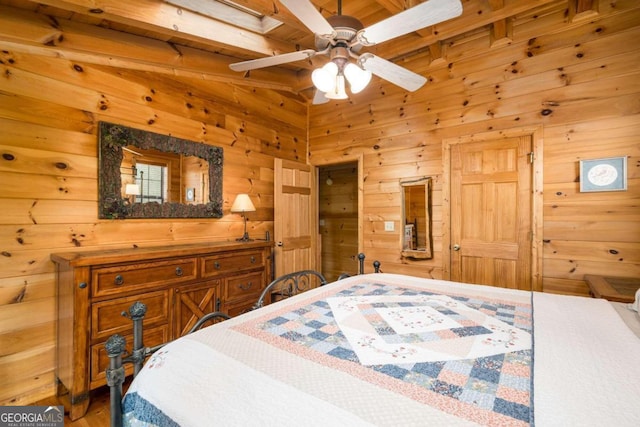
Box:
230;194;256;213
311;61;338;93
344;63;372;94
125;184;140;196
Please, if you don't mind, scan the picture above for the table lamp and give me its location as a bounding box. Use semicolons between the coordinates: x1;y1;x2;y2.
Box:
230;194;256;241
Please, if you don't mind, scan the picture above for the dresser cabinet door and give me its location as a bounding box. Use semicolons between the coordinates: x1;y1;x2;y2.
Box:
174;280;221;336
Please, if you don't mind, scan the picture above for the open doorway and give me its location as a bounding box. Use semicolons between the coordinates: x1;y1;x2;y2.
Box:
318;162;358;281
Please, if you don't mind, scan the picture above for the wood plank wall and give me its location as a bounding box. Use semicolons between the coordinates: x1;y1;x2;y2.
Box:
0;5;307;405
309;0;640;293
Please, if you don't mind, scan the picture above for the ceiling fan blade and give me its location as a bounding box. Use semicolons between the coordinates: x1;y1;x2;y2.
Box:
359;53;427;92
279;0;336;37
229;49;317;72
358;0;463;46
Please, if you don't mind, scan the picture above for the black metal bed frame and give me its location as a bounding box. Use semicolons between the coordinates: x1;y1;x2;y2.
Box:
104;253;381;427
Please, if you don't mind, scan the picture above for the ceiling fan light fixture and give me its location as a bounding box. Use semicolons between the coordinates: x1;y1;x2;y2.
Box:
324;75;348;100
312;61;338;93
344;62;371;94
229;0;463;102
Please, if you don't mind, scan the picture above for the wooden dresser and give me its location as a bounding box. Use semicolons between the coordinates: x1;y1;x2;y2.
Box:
51;241;272;420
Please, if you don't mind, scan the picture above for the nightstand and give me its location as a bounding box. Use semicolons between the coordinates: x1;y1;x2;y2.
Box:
584;275;640;303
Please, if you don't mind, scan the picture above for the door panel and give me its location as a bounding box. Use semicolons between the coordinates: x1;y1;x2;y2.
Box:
274;158;317;276
450;136;532;290
174;281;219;336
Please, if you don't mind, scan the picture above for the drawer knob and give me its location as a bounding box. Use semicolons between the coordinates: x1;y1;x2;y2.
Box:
250;256;256;264
214;261;221;269
114;275;124;286
78;282;87;289
239;281;253;291
175;267;183;276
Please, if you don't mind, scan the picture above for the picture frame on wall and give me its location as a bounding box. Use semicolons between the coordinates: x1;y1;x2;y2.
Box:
185;187;195;202
579;156;627;192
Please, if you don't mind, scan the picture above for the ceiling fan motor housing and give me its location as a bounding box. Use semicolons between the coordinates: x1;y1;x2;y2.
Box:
315;14;364;51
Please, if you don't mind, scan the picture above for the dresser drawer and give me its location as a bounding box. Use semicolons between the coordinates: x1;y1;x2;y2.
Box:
202;251;263;277
90;324;169;387
91;290;170;340
224;271;265;302
93;258;197;297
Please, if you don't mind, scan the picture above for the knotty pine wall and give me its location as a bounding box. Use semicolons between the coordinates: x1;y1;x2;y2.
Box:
0;55;307;405
309;0;640;292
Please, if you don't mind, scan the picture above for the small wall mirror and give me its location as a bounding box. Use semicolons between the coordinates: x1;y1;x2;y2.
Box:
401;177;433;259
99;122;223;219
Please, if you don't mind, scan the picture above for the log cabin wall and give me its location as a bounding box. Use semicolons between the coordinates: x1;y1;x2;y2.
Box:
0;6;307;405
309;0;640;293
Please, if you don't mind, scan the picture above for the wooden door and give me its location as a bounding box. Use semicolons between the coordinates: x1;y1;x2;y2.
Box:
274;158;318;277
450;136;533;290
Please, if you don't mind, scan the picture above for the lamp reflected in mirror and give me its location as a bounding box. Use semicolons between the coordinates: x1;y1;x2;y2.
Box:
124;184;140;204
231;194;256;242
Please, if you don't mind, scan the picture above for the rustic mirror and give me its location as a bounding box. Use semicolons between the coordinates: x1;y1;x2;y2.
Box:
98;122;223;219
401;177;433;259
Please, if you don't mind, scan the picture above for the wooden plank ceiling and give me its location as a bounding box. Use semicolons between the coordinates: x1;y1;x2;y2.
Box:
0;0;596;102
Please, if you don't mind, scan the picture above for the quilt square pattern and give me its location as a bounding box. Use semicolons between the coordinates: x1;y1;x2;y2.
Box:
327;293;531;366
238;280;533;426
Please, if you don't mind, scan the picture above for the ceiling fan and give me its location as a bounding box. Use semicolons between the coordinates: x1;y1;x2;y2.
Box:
229;0;463;103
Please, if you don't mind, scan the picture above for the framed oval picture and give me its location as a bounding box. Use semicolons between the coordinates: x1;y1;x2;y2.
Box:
579;156;627;192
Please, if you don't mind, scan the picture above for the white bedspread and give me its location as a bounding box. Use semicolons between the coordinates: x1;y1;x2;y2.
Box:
123;274;640;426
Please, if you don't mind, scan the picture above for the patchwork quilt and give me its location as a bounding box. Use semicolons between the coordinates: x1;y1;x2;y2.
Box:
235;278;533;426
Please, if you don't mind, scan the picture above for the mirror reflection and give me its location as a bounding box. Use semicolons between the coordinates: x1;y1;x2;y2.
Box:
401;177;433;259
120;146;209;205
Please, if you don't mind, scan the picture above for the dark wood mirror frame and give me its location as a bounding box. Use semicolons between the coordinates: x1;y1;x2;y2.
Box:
98;121;223;219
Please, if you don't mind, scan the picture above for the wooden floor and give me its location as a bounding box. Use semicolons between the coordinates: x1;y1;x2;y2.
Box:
36;385;114;427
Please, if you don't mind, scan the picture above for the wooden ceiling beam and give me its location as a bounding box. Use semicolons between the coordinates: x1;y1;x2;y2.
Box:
0;5;302;93
20;0;299;58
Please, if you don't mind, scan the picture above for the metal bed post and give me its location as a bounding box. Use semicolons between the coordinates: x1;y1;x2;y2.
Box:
105;335;126;427
125;301;148;376
358;252;365;274
104;302;148;427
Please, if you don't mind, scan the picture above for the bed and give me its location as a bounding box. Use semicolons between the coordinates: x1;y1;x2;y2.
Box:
118;273;640;426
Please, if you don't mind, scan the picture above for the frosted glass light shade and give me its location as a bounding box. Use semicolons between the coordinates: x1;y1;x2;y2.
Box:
311;62;338;93
325;75;348;100
344;63;372;94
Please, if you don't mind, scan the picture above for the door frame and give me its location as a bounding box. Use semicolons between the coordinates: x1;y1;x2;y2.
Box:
442;126;544;291
310;153;364;258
